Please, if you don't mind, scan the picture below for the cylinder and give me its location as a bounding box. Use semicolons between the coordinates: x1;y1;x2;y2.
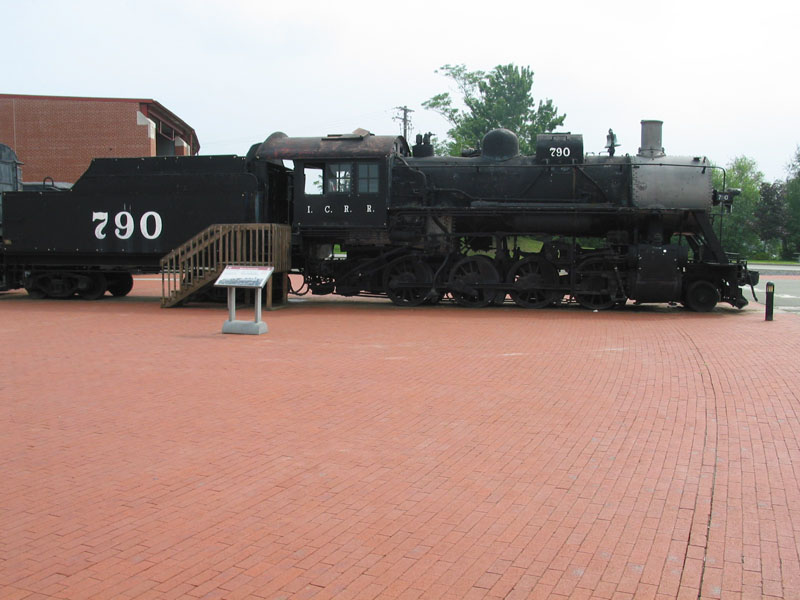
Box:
638;120;665;158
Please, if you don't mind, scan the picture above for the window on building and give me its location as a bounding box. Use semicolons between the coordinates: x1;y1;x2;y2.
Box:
0;163;12;187
326;163;352;193
358;163;379;194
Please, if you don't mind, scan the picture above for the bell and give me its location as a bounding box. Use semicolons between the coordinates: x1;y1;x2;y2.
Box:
605;128;620;157
606;129;619;156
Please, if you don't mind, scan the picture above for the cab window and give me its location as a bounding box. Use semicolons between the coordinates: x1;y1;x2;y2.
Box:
303;164;323;195
357;163;379;194
326;163;352;193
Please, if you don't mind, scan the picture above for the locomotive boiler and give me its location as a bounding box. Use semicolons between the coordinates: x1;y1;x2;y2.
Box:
0;120;757;312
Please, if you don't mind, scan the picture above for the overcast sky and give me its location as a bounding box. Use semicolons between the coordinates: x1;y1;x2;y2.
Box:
5;0;798;181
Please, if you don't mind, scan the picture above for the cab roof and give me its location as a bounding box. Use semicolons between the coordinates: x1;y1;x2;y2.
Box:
255;129;410;161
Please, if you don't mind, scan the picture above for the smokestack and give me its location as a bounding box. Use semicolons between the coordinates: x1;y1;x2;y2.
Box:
638;120;665;158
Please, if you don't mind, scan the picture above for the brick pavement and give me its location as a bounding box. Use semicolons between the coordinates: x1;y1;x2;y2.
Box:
2;278;800;599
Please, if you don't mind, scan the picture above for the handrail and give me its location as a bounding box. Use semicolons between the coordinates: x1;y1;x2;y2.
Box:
160;223;291;307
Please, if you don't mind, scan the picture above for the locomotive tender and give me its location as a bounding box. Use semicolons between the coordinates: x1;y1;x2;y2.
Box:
0;120;757;311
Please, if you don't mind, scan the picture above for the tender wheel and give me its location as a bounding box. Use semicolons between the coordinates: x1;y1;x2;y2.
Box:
383;256;434;307
507;256;559;308
106;272;134;297
684;280;720;312
77;273;107;300
36;273;79;298
448;255;500;308
574;257;619;310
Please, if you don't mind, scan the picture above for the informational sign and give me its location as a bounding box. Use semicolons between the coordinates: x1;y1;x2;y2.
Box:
214;266;274;289
215;265;274;335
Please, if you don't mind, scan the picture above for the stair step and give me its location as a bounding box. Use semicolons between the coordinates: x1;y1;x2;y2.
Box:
160;223;291;307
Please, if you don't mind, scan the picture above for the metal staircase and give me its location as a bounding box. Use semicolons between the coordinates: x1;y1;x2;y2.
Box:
160;223;291;307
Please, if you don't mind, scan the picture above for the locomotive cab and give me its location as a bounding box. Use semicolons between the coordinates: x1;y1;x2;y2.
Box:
254;130;410;230
294;158;384;228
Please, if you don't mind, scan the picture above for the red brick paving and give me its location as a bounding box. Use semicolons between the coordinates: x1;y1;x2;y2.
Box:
2;278;800;599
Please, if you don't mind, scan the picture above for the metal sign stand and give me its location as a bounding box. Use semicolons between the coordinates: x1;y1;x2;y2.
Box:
215;266;274;335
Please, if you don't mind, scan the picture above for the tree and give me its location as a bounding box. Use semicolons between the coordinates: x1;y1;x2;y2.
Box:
785;146;800;258
712;156;762;258
788;146;800;179
755;181;788;258
422;64;566;156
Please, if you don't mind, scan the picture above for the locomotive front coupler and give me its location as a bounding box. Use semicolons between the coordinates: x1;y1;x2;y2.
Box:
742;262;759;301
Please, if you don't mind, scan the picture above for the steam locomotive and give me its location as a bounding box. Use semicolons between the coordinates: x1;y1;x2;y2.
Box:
0;120;757;311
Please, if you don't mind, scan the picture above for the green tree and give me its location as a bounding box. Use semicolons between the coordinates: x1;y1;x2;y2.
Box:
712;156;763;258
785;147;800;258
422;64;566;156
756;181;788;258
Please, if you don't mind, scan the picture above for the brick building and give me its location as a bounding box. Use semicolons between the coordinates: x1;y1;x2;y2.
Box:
0;94;200;185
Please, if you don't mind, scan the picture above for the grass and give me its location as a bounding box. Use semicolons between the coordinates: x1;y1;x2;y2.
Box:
746;259;800;265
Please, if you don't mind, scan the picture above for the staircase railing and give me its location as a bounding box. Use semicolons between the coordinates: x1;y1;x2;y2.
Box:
160;223;291;307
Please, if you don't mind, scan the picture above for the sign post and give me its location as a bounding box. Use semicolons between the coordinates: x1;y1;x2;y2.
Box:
214;266;274;335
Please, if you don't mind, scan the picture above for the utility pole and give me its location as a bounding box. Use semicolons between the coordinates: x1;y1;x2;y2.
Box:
393;106;414;140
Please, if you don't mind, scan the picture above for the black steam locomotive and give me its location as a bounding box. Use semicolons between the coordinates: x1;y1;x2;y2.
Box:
0;120;757;311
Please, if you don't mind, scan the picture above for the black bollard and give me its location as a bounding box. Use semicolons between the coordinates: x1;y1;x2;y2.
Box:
766;281;774;321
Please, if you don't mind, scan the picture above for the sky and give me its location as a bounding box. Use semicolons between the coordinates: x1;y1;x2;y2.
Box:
4;0;799;182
